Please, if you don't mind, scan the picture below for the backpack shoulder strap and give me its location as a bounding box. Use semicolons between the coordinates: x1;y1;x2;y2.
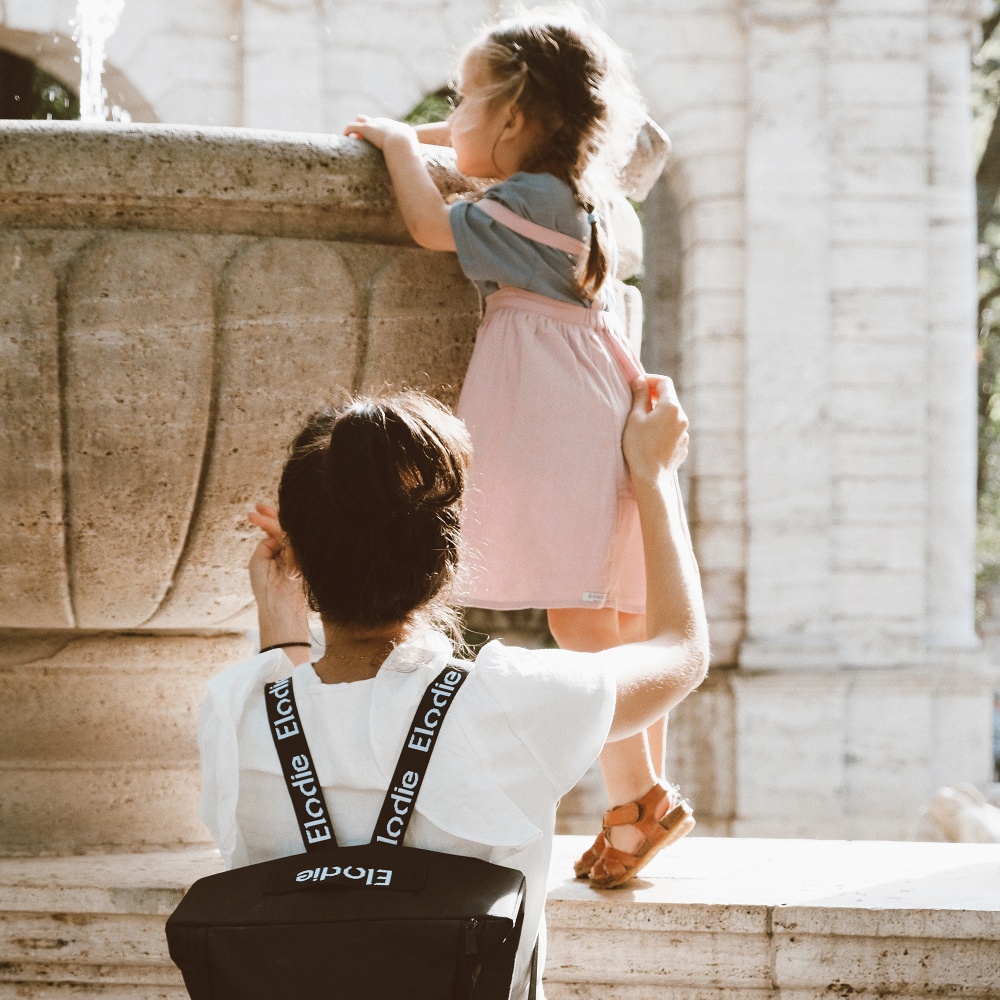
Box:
264;674;337;850
370;658;470;846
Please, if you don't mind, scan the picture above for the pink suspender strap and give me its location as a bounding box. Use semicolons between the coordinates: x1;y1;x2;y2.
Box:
473;198;589;257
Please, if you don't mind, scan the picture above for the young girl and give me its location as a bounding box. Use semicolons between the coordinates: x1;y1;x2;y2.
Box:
345;6;700;888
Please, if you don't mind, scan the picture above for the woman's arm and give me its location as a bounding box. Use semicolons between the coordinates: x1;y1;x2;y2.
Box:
595;376;710;741
344;116;456;251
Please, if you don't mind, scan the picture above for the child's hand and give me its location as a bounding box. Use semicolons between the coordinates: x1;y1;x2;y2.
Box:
246;502;310;648
622;375;689;482
344;115;418;152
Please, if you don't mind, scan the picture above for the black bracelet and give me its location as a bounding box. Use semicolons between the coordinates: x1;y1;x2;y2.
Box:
260;641;312;654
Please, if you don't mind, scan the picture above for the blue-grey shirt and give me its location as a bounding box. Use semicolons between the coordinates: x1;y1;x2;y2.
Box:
449;172;593;306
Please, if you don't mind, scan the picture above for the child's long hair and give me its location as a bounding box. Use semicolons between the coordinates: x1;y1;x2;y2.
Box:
468;5;646;300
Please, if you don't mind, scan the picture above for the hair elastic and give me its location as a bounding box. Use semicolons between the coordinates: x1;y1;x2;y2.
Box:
260;641;312;654
586;211;599;226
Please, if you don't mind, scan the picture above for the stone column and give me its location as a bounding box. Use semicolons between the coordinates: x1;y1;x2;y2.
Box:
925;0;990;651
741;0;836;671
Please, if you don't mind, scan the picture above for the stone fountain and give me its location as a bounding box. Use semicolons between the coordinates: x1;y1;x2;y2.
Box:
0;120;642;854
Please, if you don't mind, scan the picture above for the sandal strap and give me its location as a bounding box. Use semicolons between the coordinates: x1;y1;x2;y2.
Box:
603;781;675;829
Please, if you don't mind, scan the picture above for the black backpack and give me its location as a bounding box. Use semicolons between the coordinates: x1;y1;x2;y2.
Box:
167;661;536;1000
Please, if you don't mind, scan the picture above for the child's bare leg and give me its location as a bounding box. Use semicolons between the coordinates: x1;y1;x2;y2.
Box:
547;607;662;855
618;611;668;779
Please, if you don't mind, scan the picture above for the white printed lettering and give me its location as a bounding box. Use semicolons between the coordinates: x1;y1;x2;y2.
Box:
402;770;418;790
274;719;301;740
407;732;431;752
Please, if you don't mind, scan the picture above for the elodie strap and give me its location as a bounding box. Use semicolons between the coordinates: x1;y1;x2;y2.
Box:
264;675;337;850
370;662;469;847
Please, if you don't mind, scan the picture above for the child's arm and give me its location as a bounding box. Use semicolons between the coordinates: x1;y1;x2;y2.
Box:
413;121;452;146
344;116;456;252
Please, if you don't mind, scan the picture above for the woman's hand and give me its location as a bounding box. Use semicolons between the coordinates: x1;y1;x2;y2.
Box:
247;502;311;655
344;115;418;153
622;375;689;484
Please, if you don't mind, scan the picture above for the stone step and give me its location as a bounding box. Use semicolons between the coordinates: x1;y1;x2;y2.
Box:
0;837;996;997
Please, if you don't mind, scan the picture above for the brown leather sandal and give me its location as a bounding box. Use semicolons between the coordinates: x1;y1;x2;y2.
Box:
573;831;606;879
588;781;695;889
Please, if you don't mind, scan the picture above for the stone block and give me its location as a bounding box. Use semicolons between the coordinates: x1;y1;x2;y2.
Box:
830;242;925;291
690;475;747;526
685;384;744;431
836;569;924;618
681;290;744;341
829;59;927;106
834;477;924;520
63;233;215;630
701;569;744;623
363;248;479;407
831;196;927;245
619;13;745;63
667;668;737;819
644;59;745;113
683;197;746;247
658;105;747;160
688;428;744;478
693;522;745;572
830;13;928;60
731;673;848;827
0;237;69;630
832;152;927;199
677;153;745;206
845;676;935;818
931;690;996;788
832;289;926;343
148;238;363;629
684;243;745;296
833;105;927;154
833;385;925;433
833;432;924;481
832;522;925;573
0;633;248;853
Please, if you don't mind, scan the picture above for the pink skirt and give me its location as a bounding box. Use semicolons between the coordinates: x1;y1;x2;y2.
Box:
454;287;646;614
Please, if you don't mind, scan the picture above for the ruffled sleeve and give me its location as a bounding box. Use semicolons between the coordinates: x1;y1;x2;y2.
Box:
197;650;291;868
472;641;616;798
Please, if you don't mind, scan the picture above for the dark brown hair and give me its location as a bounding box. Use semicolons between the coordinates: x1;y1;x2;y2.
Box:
277;391;471;635
469;6;646;299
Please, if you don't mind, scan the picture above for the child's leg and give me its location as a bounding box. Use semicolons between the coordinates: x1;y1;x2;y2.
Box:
618;611;668;780
547;607;663;856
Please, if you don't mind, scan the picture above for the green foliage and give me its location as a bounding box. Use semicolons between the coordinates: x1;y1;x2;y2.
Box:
403;87;455;126
33;67;79;120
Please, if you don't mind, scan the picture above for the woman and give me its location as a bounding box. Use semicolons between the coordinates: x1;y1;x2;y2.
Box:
197;374;708;1000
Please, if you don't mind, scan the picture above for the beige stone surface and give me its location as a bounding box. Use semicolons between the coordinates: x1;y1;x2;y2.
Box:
0;633;249;854
1;838;997;997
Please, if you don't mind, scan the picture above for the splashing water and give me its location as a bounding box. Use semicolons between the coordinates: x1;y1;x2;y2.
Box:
71;0;126;122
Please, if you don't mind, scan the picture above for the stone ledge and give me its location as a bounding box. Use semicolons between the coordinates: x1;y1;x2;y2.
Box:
0;837;997;997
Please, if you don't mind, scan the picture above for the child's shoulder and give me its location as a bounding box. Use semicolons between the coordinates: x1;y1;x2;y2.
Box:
485;172;586;234
486;171;579;215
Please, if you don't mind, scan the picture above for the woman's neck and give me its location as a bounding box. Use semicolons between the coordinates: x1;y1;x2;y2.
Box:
312;621;413;684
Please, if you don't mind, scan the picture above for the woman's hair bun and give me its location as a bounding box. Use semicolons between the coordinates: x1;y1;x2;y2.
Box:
277;391;471;632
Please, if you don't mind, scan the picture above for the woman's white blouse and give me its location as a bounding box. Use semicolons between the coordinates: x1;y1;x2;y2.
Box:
197;630;616;1000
